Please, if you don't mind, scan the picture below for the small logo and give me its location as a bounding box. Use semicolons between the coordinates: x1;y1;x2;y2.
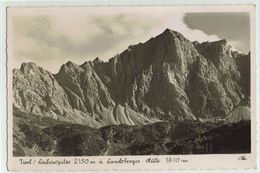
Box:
238;155;247;160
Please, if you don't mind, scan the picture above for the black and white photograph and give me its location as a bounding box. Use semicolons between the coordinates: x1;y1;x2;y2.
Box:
5;4;257;171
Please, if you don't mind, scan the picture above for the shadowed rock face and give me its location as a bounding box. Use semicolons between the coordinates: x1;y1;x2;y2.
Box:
13;28;250;127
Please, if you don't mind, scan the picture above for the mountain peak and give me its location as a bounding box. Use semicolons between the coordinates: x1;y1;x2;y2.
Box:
63;61;82;69
163;28;172;33
199;39;228;47
211;39;228;46
159;28;188;42
65;60;77;66
20;62;38;69
162;28;178;35
20;62;41;74
57;61;81;74
93;57;103;64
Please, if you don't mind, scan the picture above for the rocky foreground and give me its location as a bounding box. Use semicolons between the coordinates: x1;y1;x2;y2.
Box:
13;28;251;156
13;109;250;156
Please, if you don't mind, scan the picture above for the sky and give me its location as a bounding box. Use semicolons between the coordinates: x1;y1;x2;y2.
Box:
7;6;251;73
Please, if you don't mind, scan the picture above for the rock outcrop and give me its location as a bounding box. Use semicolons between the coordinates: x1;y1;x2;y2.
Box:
13;28;251;127
13;63;76;122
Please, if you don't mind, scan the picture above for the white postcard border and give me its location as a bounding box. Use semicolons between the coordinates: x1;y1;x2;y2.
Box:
0;1;258;172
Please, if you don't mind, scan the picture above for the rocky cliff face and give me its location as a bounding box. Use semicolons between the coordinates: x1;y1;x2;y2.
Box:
13;28;250;127
13;63;76;122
